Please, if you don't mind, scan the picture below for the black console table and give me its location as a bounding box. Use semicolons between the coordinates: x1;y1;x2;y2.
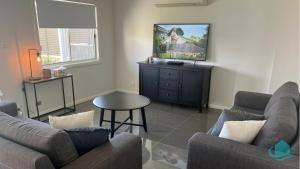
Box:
23;74;76;120
138;61;213;112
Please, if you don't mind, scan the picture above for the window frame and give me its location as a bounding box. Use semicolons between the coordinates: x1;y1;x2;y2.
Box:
35;0;100;68
39;28;100;68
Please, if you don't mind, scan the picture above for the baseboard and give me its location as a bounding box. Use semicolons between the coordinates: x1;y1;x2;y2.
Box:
75;89;115;105
208;104;230;110
115;88;139;94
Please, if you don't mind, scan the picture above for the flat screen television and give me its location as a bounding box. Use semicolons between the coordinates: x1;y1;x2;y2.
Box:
153;23;210;61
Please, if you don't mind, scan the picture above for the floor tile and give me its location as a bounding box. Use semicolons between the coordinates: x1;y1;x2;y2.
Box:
67;98;222;169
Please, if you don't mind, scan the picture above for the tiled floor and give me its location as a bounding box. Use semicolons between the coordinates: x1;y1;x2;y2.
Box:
74;100;222;169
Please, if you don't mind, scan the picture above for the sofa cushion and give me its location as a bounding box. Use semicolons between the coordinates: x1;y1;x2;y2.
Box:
232;106;264;115
291;96;299;155
264;82;299;117
210;109;265;136
49;111;94;129
291;138;299;155
0;102;18;117
17;116;51;128
219;120;266;143
0;137;55;169
253;98;298;148
65;127;110;155
0;112;78;168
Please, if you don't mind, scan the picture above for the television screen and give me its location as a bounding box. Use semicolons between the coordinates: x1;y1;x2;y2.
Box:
153;24;209;61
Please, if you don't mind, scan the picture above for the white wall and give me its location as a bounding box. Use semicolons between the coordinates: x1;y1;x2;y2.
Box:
0;0;115;116
0;0;299;113
113;0;299;108
267;0;299;92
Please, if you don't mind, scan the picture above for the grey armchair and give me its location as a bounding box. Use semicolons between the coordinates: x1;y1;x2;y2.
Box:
187;82;300;169
187;133;299;169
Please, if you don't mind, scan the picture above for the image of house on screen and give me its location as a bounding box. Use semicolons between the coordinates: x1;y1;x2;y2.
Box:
153;24;209;61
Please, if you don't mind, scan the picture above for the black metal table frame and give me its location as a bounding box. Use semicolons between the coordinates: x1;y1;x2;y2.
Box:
23;75;76;121
99;107;148;138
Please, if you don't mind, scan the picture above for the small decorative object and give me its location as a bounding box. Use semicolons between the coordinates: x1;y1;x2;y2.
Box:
28;49;42;81
53;66;67;77
42;69;51;79
268;140;292;160
148;56;154;63
193;60;197;66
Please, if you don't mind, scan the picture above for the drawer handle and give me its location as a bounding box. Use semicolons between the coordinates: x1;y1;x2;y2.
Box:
166;83;170;86
167;93;170;97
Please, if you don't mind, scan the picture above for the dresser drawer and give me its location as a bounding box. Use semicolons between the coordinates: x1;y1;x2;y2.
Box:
159;80;178;90
159;90;178;102
160;69;179;81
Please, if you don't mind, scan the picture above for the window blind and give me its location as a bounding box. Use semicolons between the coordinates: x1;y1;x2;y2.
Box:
35;0;97;29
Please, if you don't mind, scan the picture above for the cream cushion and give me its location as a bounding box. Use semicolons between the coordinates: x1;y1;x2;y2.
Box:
219;120;266;144
49;111;94;129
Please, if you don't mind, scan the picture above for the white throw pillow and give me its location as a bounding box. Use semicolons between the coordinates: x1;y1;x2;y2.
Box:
219;120;266;143
49;111;95;129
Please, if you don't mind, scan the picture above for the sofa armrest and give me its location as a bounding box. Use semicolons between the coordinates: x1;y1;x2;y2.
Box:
234;91;272;112
0;101;18;117
187;133;299;169
0;137;55;169
62;132;142;169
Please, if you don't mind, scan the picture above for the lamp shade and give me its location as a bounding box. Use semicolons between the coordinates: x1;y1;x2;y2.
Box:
28;49;42;80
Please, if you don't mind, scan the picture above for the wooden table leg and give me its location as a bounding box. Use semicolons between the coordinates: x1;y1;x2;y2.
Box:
111;110;116;138
129;109;133;121
99;109;105;126
141;107;148;132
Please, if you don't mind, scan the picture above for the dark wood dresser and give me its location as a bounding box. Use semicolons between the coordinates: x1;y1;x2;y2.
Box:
138;61;213;112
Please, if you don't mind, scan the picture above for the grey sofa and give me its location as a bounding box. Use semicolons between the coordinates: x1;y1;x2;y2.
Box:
0;102;142;169
187;82;300;169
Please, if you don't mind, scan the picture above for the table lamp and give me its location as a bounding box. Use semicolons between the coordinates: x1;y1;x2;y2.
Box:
28;49;42;81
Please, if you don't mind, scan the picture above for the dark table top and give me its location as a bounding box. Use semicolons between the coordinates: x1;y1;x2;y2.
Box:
93;92;151;111
137;61;214;69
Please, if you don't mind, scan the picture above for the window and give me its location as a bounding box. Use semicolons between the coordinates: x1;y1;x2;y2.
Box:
38;28;97;65
35;0;98;66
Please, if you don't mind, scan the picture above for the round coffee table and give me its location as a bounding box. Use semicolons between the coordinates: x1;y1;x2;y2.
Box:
93;92;151;138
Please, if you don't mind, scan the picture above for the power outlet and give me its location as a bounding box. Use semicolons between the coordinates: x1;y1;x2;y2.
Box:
130;82;136;89
37;101;42;106
0;41;8;49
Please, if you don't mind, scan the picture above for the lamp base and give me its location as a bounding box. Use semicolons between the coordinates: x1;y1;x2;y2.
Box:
28;77;42;81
